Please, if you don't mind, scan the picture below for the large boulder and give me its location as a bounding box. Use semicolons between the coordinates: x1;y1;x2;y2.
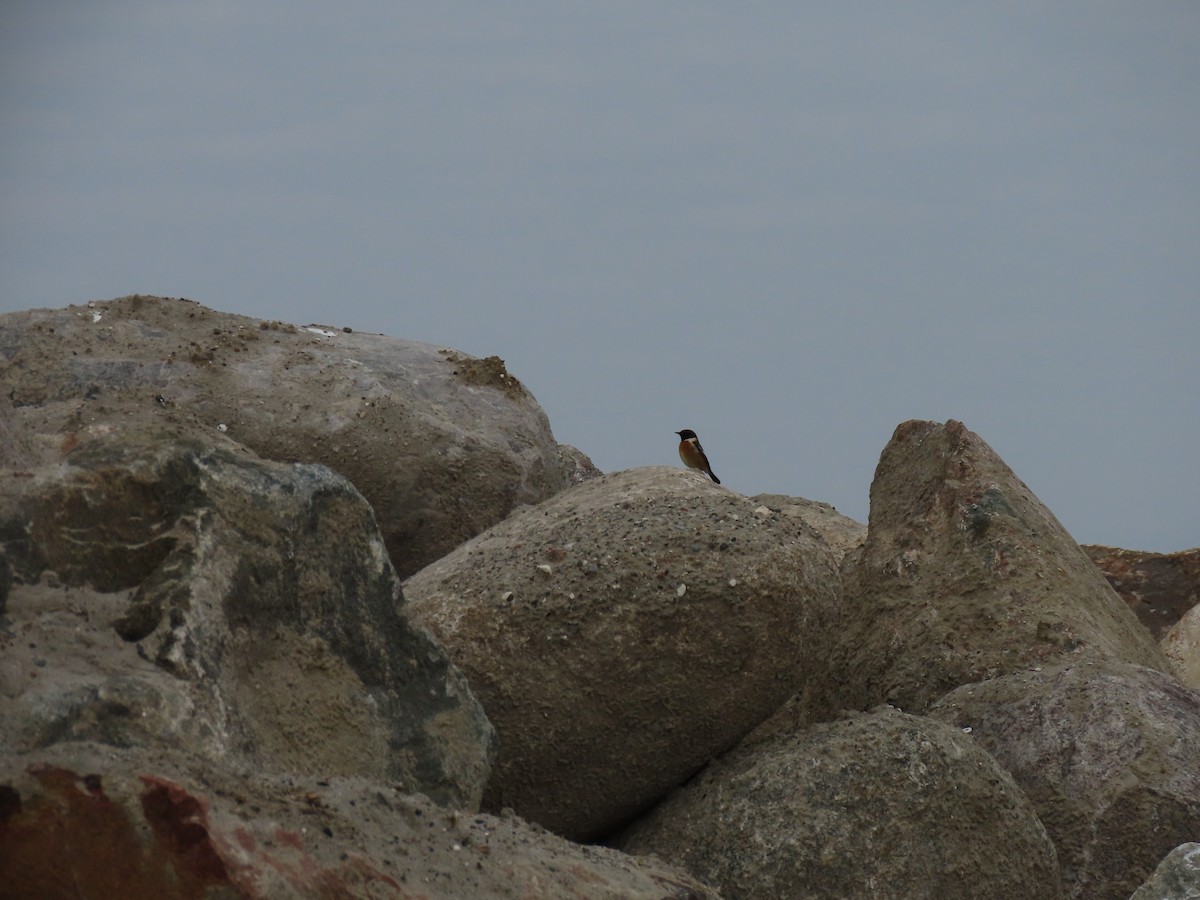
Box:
405;466;842;840
1083;544;1200;640
0;295;566;577
0;436;493;809
0;742;720;900
617;706;1064;900
928;658;1200;900
830;419;1168;714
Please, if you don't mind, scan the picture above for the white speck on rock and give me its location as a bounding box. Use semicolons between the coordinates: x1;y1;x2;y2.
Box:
536;564;552;574
676;583;686;597
217;423;227;432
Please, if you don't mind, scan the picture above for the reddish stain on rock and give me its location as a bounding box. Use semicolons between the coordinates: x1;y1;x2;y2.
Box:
0;765;240;900
139;775;231;885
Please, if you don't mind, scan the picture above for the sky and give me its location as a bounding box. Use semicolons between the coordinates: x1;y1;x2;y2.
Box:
2;3;1198;552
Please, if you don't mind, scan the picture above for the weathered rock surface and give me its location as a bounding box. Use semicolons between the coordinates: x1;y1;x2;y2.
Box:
1083;544;1200;640
558;443;604;484
0;743;720;900
405;466;842;840
0;437;493;809
928;658;1200;900
617;706;1064;900
830;419;1168;714
1130;843;1200;900
749;493;866;561
1163;603;1200;691
0;295;566;577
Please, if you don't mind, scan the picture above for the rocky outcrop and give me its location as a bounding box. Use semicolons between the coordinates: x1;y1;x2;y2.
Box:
0;742;720;900
829;419;1168;714
617;706;1064;900
0;438;494;809
928;658;1200;900
405;467;842;840
1083;544;1200;639
1130;843;1200;900
4;299;1195;900
0;295;566;577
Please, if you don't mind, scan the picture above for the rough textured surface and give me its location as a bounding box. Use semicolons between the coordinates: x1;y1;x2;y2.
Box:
1083;544;1200;640
830;419;1168;714
0;438;494;809
0;295;566;578
617;707;1064;900
0;743;720;900
1130;843;1200;900
1163;603;1200;691
405;466;841;840
928;658;1200;900
749;493;866;561
558;443;604;484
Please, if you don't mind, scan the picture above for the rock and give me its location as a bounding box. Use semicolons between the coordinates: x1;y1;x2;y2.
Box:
1083;545;1200;640
749;493;866;561
927;657;1200;900
1129;843;1200;900
558;443;604;484
0;742;721;900
405;466;842;840
0;295;566;578
1163;603;1200;691
0;402;37;471
0;437;494;809
616;706;1064;900
830;419;1168;714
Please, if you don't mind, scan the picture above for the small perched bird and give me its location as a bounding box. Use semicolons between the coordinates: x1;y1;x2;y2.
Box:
676;429;720;484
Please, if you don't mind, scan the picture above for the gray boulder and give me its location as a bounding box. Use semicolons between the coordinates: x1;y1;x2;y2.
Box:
830;419;1168;714
0;742;721;900
0;437;494;809
928;658;1200;900
405;466;842;840
617;706;1064;900
0;295;566;577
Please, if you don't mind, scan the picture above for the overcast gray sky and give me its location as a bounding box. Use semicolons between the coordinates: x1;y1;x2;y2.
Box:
3;3;1198;551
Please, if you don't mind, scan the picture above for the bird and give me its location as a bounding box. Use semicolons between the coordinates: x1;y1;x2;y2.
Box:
676;429;720;484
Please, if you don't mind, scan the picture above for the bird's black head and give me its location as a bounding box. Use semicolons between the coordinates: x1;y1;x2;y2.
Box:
676;429;697;440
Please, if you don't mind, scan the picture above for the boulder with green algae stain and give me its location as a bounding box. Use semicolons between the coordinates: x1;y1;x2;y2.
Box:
0;437;494;810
